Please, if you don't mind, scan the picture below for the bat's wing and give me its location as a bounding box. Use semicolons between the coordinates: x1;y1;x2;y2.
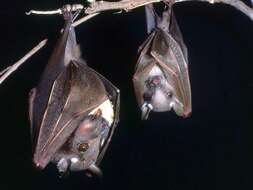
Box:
169;8;188;63
133;31;157;107
145;4;156;34
87;68;120;165
28;88;36;147
133;4;191;117
31;61;108;168
150;28;191;117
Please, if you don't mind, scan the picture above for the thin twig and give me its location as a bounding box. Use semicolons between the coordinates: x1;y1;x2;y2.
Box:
85;0;162;14
26;4;84;16
26;4;99;27
0;39;47;85
6;0;251;86
0;66;11;76
26;9;62;15
26;0;253;26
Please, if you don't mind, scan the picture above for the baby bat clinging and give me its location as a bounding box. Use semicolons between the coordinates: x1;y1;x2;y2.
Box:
29;7;120;176
133;3;192;119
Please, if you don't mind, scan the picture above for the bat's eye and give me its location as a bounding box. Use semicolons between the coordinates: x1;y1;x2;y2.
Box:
167;91;173;98
78;143;89;153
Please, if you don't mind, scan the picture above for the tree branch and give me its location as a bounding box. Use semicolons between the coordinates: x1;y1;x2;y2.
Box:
85;0;161;14
175;0;253;20
84;0;253;21
0;39;47;85
4;0;250;85
27;0;253;26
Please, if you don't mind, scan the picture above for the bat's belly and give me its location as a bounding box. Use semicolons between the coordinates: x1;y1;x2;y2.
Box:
152;89;172;112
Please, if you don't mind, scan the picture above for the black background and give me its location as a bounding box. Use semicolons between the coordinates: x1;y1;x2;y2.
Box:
0;0;252;190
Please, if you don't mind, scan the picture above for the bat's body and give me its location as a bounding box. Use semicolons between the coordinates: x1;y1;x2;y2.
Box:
133;4;192;119
29;8;120;175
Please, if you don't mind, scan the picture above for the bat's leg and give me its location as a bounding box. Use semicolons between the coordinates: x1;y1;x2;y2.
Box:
145;4;156;34
28;88;36;138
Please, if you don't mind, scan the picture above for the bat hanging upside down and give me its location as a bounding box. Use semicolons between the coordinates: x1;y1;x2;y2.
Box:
29;5;120;176
133;3;192;120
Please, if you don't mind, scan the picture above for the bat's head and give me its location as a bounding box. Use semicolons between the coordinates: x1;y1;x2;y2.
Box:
140;65;180;119
54;109;110;176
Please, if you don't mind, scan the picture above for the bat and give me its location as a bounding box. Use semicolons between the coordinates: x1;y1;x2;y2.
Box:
28;6;120;176
133;3;192;120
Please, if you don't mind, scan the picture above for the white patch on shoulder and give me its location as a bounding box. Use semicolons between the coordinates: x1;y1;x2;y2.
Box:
89;99;114;125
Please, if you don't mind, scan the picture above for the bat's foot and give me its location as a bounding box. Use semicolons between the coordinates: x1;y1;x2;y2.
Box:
61;4;82;22
62;5;73;21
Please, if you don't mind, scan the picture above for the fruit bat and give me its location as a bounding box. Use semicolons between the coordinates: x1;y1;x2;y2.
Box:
133;3;192;120
29;7;120;176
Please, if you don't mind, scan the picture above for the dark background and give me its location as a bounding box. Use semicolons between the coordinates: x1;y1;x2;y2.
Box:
0;0;252;189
